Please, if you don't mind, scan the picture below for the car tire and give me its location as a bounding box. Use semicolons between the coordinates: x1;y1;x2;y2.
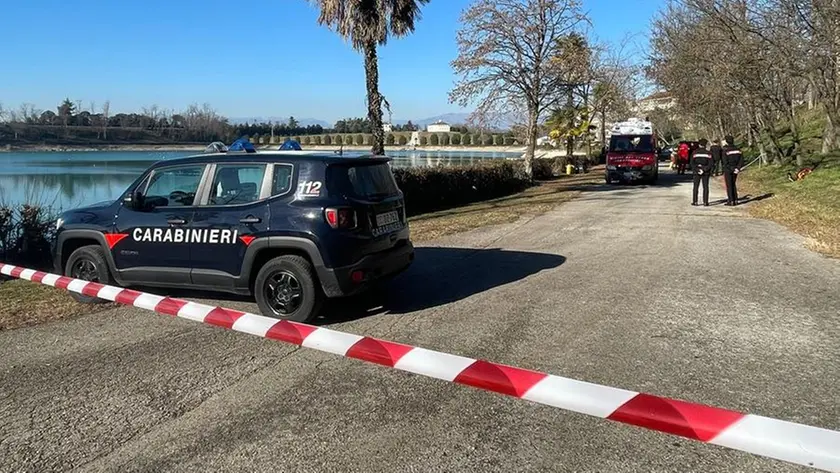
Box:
64;245;114;304
254;255;322;323
605;174;612;185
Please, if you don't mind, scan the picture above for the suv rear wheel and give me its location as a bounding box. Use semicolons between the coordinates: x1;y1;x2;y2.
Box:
65;245;113;304
254;255;323;323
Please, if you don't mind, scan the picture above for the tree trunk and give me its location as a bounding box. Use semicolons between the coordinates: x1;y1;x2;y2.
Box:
822;107;840;154
524;104;539;178
600;110;606;146
363;42;385;155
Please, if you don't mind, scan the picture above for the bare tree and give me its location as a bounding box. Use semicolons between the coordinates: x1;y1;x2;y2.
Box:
450;0;587;176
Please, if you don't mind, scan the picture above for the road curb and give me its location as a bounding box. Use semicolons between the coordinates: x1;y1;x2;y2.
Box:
2;262;838;471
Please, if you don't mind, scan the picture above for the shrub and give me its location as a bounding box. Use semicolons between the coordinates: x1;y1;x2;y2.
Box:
398;135;408;145
450;133;462;145
463;133;473;146
0;203;58;271
430;134;440;146
439;133;450;146
481;134;493;146
531;158;556;180
335;135;343;145
493;135;503;146
419;135;428;146
322;135;331;145
355;134;365;145
393;161;531;217
386;133;396;145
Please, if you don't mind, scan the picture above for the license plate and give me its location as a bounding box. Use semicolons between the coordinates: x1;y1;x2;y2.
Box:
375;210;399;227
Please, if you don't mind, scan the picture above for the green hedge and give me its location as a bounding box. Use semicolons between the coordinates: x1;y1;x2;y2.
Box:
0;204;57;271
393;160;531;217
303;132;515;147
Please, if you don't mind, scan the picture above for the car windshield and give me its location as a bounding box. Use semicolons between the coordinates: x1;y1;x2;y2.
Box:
326;162;400;199
609;135;654;153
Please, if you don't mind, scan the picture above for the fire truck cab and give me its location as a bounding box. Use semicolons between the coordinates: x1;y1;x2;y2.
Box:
605;118;659;185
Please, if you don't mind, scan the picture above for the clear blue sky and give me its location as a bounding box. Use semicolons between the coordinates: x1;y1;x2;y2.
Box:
0;0;659;123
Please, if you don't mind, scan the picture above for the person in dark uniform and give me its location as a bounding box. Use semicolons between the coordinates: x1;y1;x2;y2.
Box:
721;135;744;206
710;139;723;175
690;138;714;206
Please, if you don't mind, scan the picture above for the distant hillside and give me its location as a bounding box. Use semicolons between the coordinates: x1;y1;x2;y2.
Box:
393;113;472;127
229;112;515;130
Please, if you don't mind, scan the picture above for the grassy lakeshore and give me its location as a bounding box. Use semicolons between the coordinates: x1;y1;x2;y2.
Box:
739;154;840;258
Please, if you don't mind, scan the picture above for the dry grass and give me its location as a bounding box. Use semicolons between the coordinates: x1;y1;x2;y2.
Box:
0;278;114;331
740;158;840;258
409;172;602;242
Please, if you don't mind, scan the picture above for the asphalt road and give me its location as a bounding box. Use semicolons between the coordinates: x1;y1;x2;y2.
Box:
2;165;838;472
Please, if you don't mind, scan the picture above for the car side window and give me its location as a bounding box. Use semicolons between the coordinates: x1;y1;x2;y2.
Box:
272;164;294;196
144;165;205;207
208;164;267;205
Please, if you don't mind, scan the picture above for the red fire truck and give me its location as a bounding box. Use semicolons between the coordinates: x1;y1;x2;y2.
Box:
605;118;660;185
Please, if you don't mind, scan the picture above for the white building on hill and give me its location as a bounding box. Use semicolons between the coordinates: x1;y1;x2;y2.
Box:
635;91;676;115
427;120;451;133
382;123;393;133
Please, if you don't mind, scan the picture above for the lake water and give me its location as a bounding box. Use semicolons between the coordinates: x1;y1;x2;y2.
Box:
0;150;521;209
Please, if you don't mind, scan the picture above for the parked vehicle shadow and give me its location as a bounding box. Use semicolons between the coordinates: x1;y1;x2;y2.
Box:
317;246;566;325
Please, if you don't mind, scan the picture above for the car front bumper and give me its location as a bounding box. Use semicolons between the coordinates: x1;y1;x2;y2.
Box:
607;166;655;181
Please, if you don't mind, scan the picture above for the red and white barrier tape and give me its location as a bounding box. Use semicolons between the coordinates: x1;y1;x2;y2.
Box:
2;262;838;471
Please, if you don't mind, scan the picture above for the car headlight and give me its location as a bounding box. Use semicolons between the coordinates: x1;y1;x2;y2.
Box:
607;165;616;170
56;217;64;229
642;165;652;170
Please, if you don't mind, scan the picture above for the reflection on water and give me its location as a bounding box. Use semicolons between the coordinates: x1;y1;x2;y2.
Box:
0;150;520;209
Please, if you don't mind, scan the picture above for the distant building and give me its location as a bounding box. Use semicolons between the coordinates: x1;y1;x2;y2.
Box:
427;120;451;133
635;91;676;114
382;123;393;133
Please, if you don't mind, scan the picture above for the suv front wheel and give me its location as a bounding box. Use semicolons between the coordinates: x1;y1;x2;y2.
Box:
65;245;114;304
254;255;323;323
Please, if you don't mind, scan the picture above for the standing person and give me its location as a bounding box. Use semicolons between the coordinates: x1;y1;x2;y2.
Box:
722;135;744;206
677;141;689;173
690;139;714;206
710;139;723;176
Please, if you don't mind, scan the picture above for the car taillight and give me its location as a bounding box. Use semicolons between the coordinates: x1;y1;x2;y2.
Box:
324;207;357;229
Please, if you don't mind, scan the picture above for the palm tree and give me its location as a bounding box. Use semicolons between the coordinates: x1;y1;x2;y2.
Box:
311;0;429;155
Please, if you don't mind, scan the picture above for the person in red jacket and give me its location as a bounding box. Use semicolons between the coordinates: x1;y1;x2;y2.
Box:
677;142;690;174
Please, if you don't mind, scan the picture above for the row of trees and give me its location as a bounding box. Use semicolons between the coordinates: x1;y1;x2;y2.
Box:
0;100;235;143
449;0;642;175
0;98;478;145
648;0;840;166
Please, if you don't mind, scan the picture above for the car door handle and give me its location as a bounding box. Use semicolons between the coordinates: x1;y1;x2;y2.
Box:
239;216;262;224
167;217;187;225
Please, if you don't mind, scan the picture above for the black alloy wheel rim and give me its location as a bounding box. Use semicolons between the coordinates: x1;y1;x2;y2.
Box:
266;271;303;316
71;259;99;282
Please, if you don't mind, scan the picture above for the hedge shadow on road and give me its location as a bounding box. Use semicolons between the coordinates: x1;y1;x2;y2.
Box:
318;246;566;324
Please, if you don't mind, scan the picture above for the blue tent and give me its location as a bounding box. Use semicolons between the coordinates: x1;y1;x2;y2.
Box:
228;137;257;153
279;138;302;151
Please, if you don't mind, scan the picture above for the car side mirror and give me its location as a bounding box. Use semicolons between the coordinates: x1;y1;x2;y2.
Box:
123;190;145;210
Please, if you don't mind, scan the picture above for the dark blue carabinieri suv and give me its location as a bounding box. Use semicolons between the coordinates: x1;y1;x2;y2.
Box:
52;150;415;322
